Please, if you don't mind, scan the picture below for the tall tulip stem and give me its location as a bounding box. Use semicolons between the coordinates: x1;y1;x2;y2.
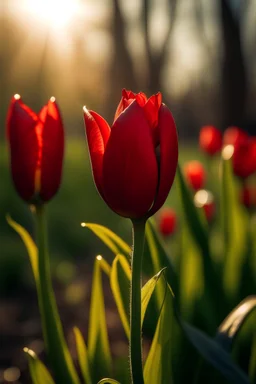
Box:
35;204;79;384
130;218;146;384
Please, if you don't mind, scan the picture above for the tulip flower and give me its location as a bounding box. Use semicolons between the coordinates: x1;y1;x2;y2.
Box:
232;137;256;179
7;95;64;204
158;207;177;236
84;89;178;383
223;126;248;149
240;185;256;208
199;125;222;156
83;89;178;219
183;160;206;191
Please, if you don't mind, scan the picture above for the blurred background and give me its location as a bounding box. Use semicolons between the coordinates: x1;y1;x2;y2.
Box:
0;0;256;382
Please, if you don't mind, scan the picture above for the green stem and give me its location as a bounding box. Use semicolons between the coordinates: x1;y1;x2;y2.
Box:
130;218;146;384
35;205;79;384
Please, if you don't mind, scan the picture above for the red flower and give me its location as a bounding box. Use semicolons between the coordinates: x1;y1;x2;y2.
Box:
7;95;64;203
199;125;222;155
240;185;256;208
83;89;178;219
158;208;177;236
223;126;248;149
183;160;206;191
194;189;215;222
232;137;256;179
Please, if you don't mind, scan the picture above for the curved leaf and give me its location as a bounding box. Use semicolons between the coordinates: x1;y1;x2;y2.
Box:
83;223;131;257
88;256;112;382
143;279;174;384
7;214;38;283
141;268;166;325
216;295;256;351
110;254;130;338
74;327;92;384
97;379;121;384
169;286;250;384
24;348;55;384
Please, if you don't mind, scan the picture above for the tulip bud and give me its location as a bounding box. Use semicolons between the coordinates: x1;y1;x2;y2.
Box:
7;95;64;204
194;189;215;222
223;126;248;149
232;137;256;179
183;160;206;191
158;208;177;236
199;125;222;156
83;89;178;219
240;185;256;209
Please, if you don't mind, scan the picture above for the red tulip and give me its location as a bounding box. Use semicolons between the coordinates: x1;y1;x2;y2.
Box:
158;208;177;236
240;185;256;208
7;95;64;203
183;160;206;191
83;89;178;219
223;126;248;149
194;189;215;222
232;137;256;179
199;125;222;155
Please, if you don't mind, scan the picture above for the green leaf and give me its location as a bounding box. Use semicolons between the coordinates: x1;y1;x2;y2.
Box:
6;214;38;284
145;220;178;300
216;295;256;351
176;164;209;256
176;165;223;325
97;379;121;384
169;286;250;384
88;256;112;382
144;279;174;384
249;333;256;383
83;223;131;257
178;225;204;320
221;156;249;302
74;327;92;384
141;268;166;326
24;348;55;384
110;254;131;339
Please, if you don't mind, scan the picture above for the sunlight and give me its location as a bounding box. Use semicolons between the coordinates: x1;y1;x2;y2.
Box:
23;0;81;30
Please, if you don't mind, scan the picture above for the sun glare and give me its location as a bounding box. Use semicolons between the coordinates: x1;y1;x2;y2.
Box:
23;0;80;30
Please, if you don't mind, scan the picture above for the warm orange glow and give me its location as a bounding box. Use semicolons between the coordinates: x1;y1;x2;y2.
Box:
23;0;80;30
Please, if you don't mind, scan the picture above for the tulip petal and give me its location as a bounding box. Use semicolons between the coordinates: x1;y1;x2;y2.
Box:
148;104;178;217
114;89;135;122
144;93;162;142
7;97;39;201
40;99;64;201
114;90;148;122
83;108;111;197
102;101;158;218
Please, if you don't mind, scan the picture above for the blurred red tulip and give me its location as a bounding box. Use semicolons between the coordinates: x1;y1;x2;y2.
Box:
199;125;222;156
203;201;215;222
240;185;256;208
158;208;177;236
232;137;256;179
183;160;206;191
7;95;64;203
223;126;248;149
194;189;215;222
83;89;178;219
